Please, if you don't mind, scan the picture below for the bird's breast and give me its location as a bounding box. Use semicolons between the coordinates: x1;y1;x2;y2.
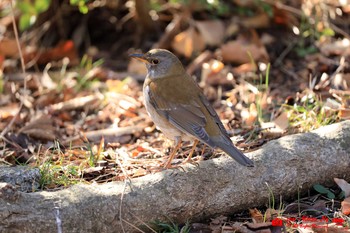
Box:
143;83;193;141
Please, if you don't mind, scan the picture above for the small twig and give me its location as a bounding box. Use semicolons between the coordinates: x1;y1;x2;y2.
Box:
47;94;104;112
121;219;146;233
128;211;158;233
329;89;350;96
0;1;27;139
61;125;145;145
154;14;184;49
274;40;297;66
330;56;346;79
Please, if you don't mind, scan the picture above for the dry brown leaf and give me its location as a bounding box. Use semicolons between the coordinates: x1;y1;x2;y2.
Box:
48;94;104;112
273;6;299;27
40;70;57;90
97;137;105;160
245;222;273;232
342;197;350;215
0;54;4;68
249;208;264;223
332;73;350;90
338;108;350;120
219;37;269;64
0;38;21;57
195;20;225;46
171;27;205;58
209;215;227;233
186;50;214;75
241;13;270;29
232;63;256;73
0;103;20;119
273;112;289;132
334;178;350;198
343;5;350;14
264;208;280;221
83;166;104;174
317;38;350;56
201;59;228;85
132;168;148;178
23;40;79;65
19;115;56;141
233;0;255;7
241;103;258;126
324;98;341;110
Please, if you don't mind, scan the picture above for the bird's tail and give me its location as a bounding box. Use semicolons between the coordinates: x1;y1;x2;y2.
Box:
212;137;254;167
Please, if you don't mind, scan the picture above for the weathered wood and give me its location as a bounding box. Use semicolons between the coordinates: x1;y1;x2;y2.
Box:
1;121;350;233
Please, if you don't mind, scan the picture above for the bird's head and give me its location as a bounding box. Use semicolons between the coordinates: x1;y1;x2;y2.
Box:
130;49;185;79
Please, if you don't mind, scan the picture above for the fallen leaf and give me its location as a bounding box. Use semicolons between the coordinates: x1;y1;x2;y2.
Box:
334;178;350;198
245;222;273;231
195;20;225;46
132;168;148;177
273;5;299;27
241;103;258;127
48;94;104;112
232;63;257;74
19;115;56;141
233;0;255;7
324;98;341;110
210;215;227;233
273;112;289;132
343;5;350;14
264;208;280;221
186;50;214;75
317;38;350;56
83;166;104;174
23;40;79;65
219;35;269;64
250;208;264;223
338;108;350;119
0;103;20;119
331;73;350;90
201;59;228;85
172;26;205;58
241;13;270;29
342;197;350;215
0;38;21;57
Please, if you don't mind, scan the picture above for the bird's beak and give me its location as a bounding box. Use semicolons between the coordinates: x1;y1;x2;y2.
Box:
129;53;149;63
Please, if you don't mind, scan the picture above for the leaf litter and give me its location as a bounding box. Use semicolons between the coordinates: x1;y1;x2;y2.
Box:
1;0;350;231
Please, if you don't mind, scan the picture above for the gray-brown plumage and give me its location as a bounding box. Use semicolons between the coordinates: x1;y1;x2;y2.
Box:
130;49;254;168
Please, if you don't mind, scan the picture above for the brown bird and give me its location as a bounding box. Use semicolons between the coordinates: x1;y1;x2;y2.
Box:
130;49;254;168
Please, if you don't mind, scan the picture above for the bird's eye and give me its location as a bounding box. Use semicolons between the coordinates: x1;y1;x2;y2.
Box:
151;59;159;65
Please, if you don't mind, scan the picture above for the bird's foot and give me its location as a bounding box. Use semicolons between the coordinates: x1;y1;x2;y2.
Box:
159;160;188;172
180;157;199;167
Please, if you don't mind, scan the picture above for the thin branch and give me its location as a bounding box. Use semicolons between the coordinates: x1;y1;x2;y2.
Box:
0;0;27;138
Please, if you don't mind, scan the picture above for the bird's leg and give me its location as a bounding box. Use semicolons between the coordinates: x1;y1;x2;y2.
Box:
200;144;206;156
182;139;199;165
164;136;182;168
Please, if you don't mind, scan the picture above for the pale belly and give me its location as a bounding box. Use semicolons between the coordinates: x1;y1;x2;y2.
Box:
143;85;194;142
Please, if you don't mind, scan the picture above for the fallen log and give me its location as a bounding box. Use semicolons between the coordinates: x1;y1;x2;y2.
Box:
1;121;350;233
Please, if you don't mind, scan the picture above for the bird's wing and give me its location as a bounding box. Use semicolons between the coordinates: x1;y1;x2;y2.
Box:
146;84;254;167
198;93;232;140
146;85;219;146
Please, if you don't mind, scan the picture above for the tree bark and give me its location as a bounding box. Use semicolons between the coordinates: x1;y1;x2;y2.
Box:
1;121;350;233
